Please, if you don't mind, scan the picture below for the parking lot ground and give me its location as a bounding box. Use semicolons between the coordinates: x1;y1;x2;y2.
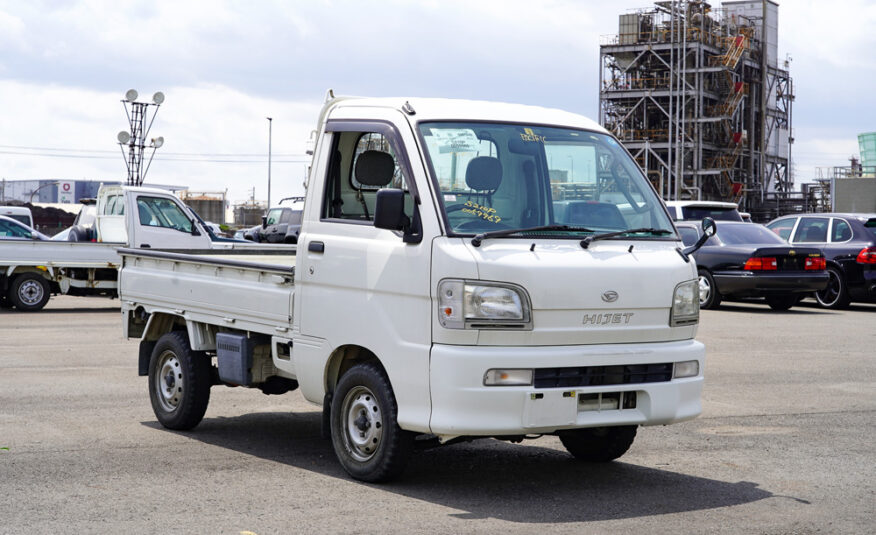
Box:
1;296;874;534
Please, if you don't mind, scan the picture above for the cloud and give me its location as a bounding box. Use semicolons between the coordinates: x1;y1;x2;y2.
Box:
0;0;873;203
0;80;321;203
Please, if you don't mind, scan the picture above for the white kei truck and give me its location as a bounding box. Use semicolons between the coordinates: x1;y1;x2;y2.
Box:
0;185;282;311
119;95;713;482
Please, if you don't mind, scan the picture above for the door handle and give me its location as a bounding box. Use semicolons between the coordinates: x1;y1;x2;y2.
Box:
141;244;151;248
308;241;325;253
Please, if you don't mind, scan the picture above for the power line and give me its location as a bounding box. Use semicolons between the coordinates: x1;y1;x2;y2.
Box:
0;149;308;164
0;143;305;158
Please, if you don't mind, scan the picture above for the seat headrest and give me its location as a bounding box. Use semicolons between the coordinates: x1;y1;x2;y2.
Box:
354;151;395;187
465;156;502;192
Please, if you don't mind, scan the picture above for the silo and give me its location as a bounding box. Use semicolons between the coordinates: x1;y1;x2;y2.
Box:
859;132;876;177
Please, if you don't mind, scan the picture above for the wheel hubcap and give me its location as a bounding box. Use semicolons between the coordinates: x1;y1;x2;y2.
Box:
341;386;383;462
154;351;183;412
698;275;711;305
18;280;44;306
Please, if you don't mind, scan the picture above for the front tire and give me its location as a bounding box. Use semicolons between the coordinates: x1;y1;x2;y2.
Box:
9;273;50;312
698;270;722;309
559;425;637;462
330;363;414;482
815;266;851;309
148;331;212;430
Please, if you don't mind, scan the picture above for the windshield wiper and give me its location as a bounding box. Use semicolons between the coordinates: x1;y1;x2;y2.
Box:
471;224;595;247
579;228;674;249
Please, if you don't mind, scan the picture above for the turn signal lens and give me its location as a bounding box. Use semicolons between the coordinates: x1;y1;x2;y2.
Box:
484;369;533;386
856;247;876;264
805;256;826;270
744;257;777;270
673;360;700;379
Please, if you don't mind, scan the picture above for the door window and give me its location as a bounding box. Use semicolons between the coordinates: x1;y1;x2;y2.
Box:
765;218;795;241
831;219;852;242
0;219;31;238
322;130;413;223
792;217;828;243
136;197;193;233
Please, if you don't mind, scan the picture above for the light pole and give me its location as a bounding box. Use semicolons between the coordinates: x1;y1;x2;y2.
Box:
29;181;60;203
267;117;273;211
117;89;165;186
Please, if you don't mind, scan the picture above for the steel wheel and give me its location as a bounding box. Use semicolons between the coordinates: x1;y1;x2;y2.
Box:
147;331;211;430
9;273;51;311
330;363;414;482
154;350;184;413
18;279;44;306
340;385;384;462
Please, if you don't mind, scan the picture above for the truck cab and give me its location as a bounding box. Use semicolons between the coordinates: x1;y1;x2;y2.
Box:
96;185;213;249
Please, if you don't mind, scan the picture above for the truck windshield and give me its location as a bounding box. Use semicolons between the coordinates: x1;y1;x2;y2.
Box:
419;122;674;239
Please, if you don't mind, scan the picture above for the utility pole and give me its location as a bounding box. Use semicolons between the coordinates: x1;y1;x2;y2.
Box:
267;117;273;210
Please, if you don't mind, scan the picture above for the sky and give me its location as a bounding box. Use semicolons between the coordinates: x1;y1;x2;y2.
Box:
1;0;874;208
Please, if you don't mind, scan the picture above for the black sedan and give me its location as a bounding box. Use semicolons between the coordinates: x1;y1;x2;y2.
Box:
765;213;876;308
676;221;829;310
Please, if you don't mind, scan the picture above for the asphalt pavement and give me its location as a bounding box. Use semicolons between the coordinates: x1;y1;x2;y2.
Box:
1;296;873;534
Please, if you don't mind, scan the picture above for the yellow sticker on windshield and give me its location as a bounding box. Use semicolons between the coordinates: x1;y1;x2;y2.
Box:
462;200;502;224
520;128;545;143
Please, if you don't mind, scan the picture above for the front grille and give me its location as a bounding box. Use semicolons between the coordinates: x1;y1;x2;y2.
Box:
533;363;673;389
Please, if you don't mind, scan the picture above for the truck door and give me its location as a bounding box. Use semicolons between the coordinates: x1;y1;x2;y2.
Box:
296;113;434;429
128;193;211;249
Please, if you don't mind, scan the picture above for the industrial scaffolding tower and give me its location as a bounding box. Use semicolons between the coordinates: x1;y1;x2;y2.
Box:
599;0;793;219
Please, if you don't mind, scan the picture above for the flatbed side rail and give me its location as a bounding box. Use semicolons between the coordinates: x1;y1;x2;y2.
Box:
117;247;295;277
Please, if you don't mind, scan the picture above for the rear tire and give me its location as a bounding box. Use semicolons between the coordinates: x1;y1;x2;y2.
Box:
148;331;212;430
330;363;414;482
698;270;721;309
559;425;637;462
9;273;50;312
815;266;851;309
765;294;796;311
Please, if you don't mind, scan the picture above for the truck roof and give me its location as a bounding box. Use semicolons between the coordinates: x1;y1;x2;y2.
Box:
328;96;608;133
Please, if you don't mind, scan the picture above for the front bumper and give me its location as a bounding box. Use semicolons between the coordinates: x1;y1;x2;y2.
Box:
713;271;829;297
428;339;704;436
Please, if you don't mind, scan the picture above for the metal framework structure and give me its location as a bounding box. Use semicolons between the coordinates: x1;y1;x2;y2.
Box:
118;90;164;186
599;0;793;219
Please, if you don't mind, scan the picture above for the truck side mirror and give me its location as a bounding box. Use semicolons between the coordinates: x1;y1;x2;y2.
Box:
374;189;409;232
682;217;716;257
261;215;268;229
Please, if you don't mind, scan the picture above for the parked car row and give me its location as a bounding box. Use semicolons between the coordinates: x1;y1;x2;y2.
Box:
765;213;876;308
677;221;828;310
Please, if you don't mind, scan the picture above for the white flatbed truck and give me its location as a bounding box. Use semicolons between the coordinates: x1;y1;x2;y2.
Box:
0;185;290;311
119;95;710;482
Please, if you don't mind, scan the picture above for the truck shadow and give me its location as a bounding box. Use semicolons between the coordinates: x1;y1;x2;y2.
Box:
143;411;774;523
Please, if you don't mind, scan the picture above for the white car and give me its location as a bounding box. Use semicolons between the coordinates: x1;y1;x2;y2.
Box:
0;214;49;241
664;201;743;222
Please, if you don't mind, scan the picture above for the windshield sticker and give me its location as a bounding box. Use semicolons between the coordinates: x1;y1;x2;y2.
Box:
462;200;502;224
444;194;457;202
519;128;545;143
430;128;481;153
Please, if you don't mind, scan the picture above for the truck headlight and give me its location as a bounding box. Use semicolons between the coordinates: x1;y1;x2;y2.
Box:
670;280;699;326
438;279;532;330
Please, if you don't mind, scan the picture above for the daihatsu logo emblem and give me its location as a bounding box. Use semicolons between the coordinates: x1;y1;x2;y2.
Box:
601;291;619;303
